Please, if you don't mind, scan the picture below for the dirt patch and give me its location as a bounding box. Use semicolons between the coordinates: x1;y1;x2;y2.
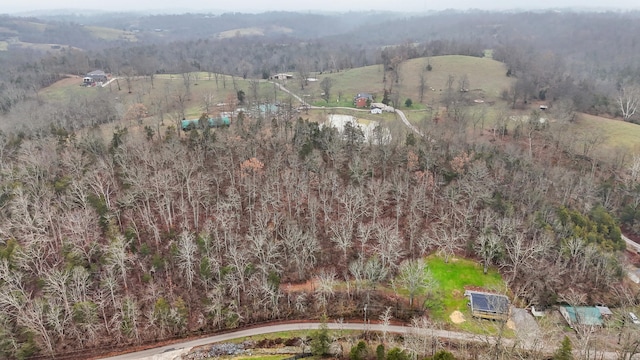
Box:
450;311;465;324
281;280;316;292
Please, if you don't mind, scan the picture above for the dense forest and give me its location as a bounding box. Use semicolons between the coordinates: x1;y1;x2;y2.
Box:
0;102;633;358
0;8;640;360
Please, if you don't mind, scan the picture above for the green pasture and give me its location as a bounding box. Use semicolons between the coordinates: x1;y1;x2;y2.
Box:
40;80;102;102
227;330;304;343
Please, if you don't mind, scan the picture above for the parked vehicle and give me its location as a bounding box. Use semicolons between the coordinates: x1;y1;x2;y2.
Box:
630;312;640;324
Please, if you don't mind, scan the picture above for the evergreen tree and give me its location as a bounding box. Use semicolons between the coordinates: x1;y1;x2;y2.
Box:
311;315;331;357
553;336;573;360
429;350;456;360
376;344;385;360
350;340;368;360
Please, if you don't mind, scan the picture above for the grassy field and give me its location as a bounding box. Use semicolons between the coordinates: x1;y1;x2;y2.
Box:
36;55;511;121
233;356;292;360
425;255;505;321
217;25;293;39
35;54;640;160
217;27;266;38
85;26;138;42
0;41;7;51
577;113;640;154
302;55;512;109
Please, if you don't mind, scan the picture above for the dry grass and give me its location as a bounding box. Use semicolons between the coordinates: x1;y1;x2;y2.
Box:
302;55;512;109
85;26;138;42
577;113;640;153
37;55;640;161
217;27;266;38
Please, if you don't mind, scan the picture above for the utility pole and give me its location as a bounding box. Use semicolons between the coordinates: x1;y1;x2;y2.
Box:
364;304;368;334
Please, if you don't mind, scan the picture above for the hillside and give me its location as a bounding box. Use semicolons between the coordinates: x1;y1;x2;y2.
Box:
31;55;640;162
3;11;640;359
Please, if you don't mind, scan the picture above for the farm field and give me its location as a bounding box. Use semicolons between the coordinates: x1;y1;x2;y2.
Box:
302;55;512;109
85;26;138;41
34;55;640;162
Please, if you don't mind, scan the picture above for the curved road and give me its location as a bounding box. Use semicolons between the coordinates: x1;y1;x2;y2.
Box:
100;322;483;360
100;321;627;360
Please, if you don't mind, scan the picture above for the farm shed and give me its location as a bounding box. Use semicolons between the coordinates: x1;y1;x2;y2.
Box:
464;290;510;321
559;305;604;327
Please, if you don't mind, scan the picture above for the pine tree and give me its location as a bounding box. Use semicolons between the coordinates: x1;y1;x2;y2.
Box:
311;315;331;357
553;336;573;360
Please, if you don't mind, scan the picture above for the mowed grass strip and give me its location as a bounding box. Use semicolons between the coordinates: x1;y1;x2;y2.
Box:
425;255;505;322
233;356;292;360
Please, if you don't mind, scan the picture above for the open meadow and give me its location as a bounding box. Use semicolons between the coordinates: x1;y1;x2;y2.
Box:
35;54;640;163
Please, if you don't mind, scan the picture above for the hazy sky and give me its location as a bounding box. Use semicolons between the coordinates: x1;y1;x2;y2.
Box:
4;0;640;13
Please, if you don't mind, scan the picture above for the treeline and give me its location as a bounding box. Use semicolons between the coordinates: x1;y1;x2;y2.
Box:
0;107;634;357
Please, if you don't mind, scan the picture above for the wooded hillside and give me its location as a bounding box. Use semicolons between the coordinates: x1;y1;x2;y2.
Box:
0;105;633;357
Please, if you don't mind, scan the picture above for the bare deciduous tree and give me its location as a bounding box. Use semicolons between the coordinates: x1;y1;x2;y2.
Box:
395;258;436;308
618;85;640;121
176;231;197;290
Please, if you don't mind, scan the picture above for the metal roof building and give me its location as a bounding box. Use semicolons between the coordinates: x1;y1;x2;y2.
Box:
559;305;604;327
464;290;510;321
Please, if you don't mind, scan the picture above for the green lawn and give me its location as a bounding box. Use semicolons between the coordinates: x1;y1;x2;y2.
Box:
424;255;505;322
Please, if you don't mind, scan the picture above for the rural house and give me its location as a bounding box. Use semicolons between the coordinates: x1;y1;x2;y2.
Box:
270;73;294;80
465;290;510;321
354;93;373;108
87;70;108;83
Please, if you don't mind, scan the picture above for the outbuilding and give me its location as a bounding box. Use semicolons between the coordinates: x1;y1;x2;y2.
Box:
559;305;604;328
464;290;510;321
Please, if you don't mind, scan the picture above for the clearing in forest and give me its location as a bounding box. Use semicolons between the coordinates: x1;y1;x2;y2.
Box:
425;255;505;323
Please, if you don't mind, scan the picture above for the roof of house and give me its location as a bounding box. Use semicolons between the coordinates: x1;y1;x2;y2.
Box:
560;306;604;326
596;306;613;316
88;70;106;76
354;93;373;100
465;290;509;314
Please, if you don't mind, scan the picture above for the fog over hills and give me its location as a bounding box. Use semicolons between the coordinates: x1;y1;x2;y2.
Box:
4;0;640;15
